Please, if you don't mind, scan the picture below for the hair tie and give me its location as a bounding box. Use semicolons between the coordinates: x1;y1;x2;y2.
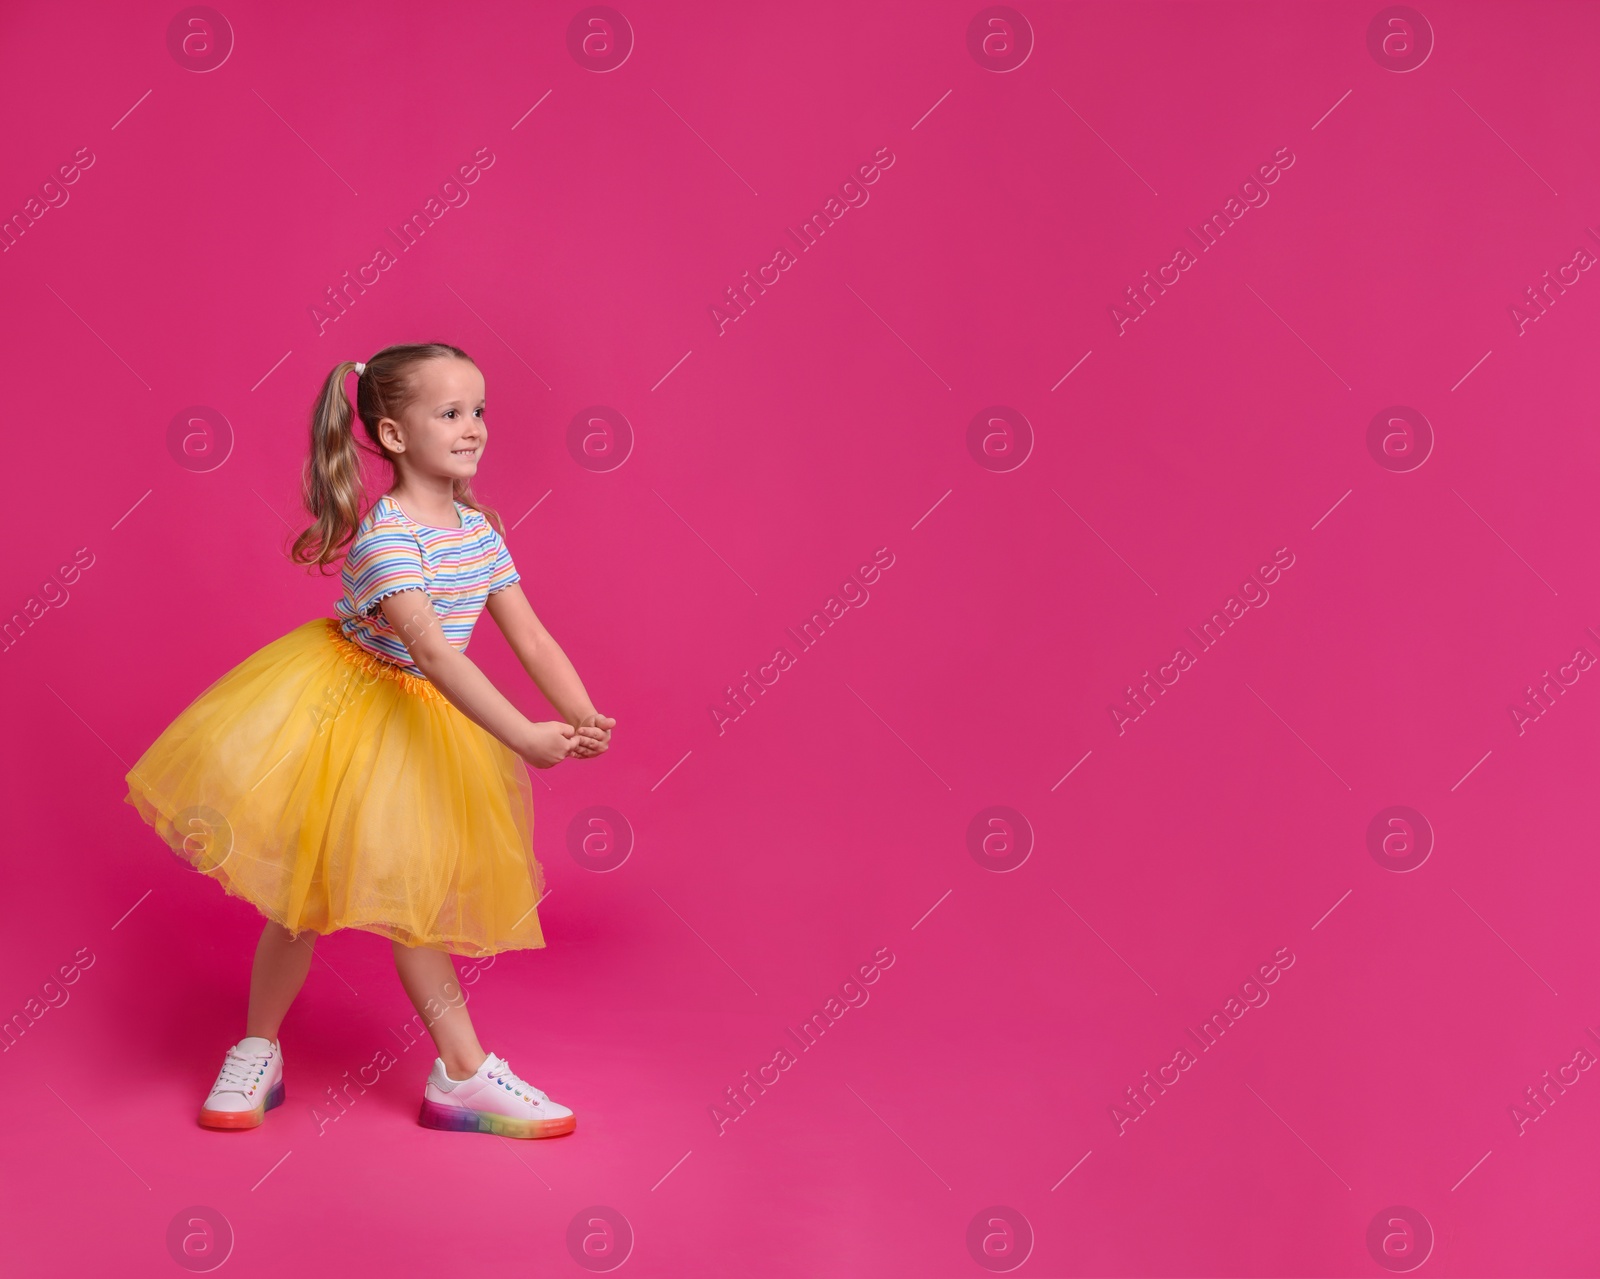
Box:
354;362;366;375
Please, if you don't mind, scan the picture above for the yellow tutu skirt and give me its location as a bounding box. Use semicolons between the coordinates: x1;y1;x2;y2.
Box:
124;617;546;957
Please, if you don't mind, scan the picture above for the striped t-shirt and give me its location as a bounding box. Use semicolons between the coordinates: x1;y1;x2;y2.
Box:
333;493;521;676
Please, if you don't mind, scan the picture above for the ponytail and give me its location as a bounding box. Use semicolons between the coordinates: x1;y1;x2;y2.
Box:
290;360;367;568
289;342;506;571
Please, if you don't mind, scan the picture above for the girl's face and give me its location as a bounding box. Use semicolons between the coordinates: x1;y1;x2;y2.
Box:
377;357;486;480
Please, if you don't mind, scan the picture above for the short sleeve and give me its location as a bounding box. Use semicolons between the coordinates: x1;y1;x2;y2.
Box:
346;526;429;616
485;528;520;596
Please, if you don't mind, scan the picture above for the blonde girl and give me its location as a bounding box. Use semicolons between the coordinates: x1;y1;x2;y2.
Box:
125;341;614;1139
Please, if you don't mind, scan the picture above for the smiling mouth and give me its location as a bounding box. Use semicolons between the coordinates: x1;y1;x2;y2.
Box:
452;448;478;458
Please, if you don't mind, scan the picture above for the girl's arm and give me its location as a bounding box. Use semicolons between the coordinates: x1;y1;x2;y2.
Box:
483;583;599;724
378;589;573;766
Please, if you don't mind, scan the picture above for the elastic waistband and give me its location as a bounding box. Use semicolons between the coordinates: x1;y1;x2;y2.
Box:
320;616;446;704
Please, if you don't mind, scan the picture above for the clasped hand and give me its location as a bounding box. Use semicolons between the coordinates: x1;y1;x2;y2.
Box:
519;710;616;768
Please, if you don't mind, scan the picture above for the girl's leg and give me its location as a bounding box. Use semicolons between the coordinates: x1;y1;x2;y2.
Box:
391;940;486;1079
244;921;317;1042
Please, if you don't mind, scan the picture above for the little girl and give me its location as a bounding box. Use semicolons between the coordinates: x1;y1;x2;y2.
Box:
124;341;613;1140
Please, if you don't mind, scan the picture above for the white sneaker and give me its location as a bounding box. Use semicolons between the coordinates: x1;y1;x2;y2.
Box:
199;1036;285;1130
419;1051;575;1139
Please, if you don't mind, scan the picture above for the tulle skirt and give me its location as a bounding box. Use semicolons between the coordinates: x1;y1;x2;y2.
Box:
123;617;546;957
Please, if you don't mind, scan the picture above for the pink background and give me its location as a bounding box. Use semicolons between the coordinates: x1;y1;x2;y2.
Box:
3;0;1598;1274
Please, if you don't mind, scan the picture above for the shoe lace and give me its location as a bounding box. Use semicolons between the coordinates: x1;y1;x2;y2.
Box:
216;1045;271;1089
486;1057;547;1103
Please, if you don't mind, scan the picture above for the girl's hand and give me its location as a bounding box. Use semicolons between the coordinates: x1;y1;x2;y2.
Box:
519;720;579;768
567;710;615;759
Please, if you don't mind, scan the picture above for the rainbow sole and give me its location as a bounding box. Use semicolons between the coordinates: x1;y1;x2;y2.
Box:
199;1077;284;1130
418;1098;576;1139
